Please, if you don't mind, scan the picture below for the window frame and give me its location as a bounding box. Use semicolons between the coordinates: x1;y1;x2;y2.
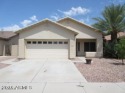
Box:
64;41;68;44
59;41;63;44
48;41;52;44
38;41;42;44
32;41;37;44
84;42;96;52
43;41;47;44
27;41;31;44
53;41;58;44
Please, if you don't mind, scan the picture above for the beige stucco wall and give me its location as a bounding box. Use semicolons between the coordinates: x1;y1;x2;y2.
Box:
69;39;76;58
18;39;25;58
7;35;19;56
8;35;19;45
58;19;103;57
0;39;6;56
0;35;19;56
11;45;18;56
18;22;76;58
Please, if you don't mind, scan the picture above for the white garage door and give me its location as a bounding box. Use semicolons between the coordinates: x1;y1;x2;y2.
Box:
26;40;68;59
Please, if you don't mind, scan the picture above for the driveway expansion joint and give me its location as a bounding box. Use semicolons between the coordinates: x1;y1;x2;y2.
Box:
30;61;46;83
42;82;47;93
115;83;125;91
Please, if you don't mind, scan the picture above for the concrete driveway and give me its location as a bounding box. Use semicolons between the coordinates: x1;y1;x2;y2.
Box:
0;59;87;83
0;59;124;93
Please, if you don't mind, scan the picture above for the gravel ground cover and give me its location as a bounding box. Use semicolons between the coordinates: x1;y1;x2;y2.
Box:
74;58;125;82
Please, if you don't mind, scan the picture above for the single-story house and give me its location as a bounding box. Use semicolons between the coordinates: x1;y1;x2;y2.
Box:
0;31;18;56
0;17;103;59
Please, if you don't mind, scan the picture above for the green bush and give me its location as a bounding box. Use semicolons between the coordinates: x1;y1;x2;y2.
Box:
115;38;125;65
103;41;117;58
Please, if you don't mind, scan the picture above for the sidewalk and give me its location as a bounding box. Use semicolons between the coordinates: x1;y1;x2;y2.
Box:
0;82;125;93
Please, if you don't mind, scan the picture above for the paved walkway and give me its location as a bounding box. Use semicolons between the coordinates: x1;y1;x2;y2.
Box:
71;57;86;63
0;56;16;62
0;82;125;93
0;59;124;93
0;59;86;83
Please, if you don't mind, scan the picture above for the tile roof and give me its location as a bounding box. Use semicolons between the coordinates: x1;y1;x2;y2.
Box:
0;31;17;39
104;32;125;40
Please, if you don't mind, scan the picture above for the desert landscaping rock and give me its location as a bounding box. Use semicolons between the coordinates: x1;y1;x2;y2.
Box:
75;58;125;82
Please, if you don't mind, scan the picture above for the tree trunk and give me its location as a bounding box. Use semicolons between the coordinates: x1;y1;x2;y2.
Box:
111;31;117;42
110;31;118;58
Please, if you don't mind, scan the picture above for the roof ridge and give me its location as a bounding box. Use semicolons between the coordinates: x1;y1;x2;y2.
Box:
57;17;101;33
15;18;78;34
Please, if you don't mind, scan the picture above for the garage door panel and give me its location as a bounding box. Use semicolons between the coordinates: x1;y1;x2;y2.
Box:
26;40;68;59
26;45;68;49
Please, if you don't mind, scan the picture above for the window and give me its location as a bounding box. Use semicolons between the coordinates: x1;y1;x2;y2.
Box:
32;41;36;44
84;42;96;52
43;41;47;44
27;41;31;44
38;41;42;44
48;41;52;44
59;41;63;44
64;41;68;44
54;41;57;44
77;42;80;51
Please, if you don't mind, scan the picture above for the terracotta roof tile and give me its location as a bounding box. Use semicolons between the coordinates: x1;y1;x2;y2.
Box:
104;32;125;40
0;31;17;39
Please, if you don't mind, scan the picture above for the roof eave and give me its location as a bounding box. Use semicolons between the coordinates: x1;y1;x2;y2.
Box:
15;19;78;35
57;17;102;34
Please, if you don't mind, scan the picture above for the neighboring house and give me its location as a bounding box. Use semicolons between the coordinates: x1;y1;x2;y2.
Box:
104;32;125;41
0;17;103;59
0;31;18;56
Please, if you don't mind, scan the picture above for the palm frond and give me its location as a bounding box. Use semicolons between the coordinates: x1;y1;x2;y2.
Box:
92;3;125;36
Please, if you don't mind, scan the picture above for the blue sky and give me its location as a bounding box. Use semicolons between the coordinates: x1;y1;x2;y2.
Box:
0;0;125;31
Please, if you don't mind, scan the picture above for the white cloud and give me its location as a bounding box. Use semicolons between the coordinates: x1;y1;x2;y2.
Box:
58;6;90;17
21;20;32;27
0;15;39;31
79;16;91;25
85;16;90;23
1;25;21;31
30;15;38;21
50;14;60;21
109;0;124;3
50;6;90;21
79;19;85;23
21;15;38;27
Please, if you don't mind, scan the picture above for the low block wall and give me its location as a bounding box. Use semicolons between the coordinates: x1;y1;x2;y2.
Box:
85;52;102;58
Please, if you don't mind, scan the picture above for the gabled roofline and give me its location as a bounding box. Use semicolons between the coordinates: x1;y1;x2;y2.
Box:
57;17;102;33
8;34;18;39
15;18;78;35
0;37;6;40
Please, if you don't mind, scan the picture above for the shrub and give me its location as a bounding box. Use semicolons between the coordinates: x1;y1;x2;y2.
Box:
115;38;125;65
103;41;117;58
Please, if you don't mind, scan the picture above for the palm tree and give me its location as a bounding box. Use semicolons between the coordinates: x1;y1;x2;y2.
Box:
93;4;125;42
